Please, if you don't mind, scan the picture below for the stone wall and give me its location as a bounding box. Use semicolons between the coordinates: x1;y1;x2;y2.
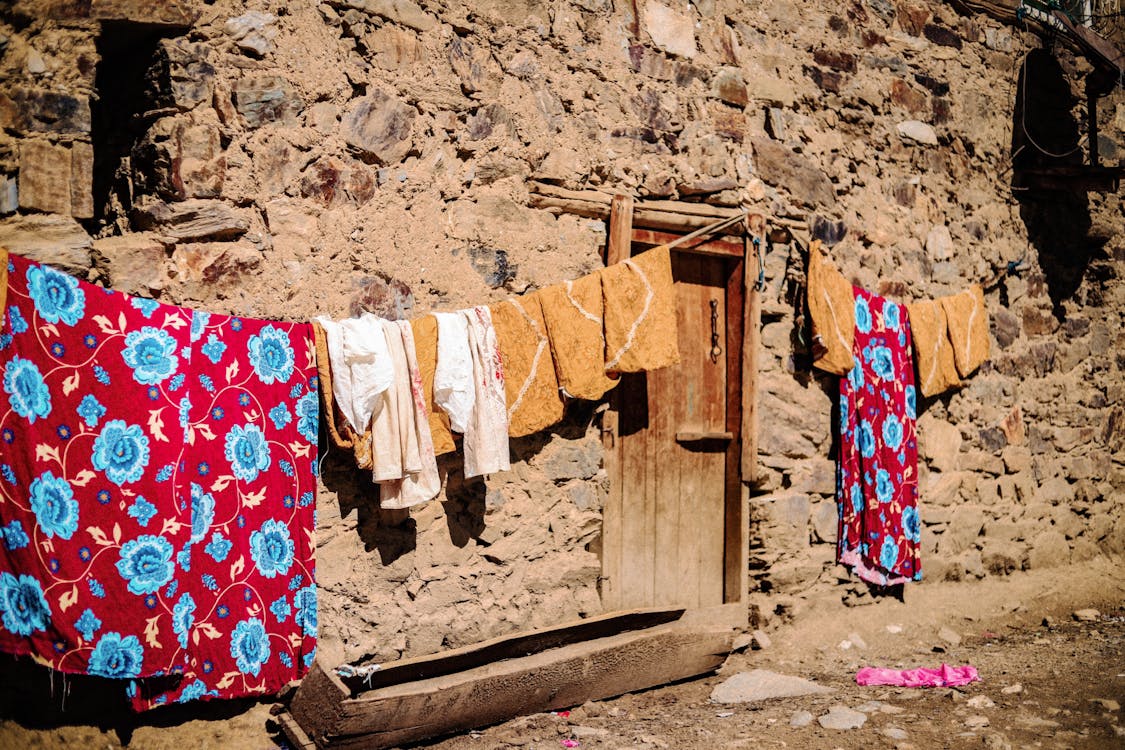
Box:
0;0;1122;671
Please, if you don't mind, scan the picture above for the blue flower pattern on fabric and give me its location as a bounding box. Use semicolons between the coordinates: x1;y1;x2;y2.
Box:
172;593;195;649
8;306;28;334
0;572;51;636
75;608;101;641
850;483;864;514
224;424;271;482
1;520;29;551
902;506;921;544
879;536;899;571
854;295;872;334
871;346;894;381
883;301;900;330
127;496;157;527
76;394;106;427
115;535;175;595
875;469;894;505
121;327;179;385
91;420;150;485
295;391;318;444
190;311;210;342
190;483;215;544
269;596;291;623
230;618;270;676
250;519;294;579
0;259;318;707
268;403;291;430
882;413;903;451
4;356;51;422
248;325;295;384
836;287;921;587
88;632;144;678
201;334;226;364
858;421;875;458
204;532;232;563
27;264;85;326
28;470;79;540
293;586;317;638
130;297;160;318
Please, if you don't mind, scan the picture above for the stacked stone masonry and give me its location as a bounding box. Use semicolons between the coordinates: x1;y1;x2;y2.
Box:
0;0;1122;671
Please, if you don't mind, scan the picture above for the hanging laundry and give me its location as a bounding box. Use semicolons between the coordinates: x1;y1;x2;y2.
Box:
0;253;318;710
409;315;455;456
374;321;440;510
940;284;989;378
806;240;856;375
462;306;510;477
837;287;921;587
856;664;980;688
490;293;565;438
539;273;618;401
601;245;680;374
316;314;392;435
310;319;373;470
431;311;475;434
905;299;961;397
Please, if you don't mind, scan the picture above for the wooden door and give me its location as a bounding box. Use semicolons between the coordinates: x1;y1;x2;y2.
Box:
601;237;748;624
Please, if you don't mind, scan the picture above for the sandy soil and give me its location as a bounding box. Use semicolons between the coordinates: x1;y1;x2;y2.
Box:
0;556;1122;749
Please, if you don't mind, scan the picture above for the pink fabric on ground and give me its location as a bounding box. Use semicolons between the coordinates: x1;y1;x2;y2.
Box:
856;664;980;688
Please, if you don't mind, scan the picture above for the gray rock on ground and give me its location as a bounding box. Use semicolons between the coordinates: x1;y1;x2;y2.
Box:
818;704;868;730
710;670;834;704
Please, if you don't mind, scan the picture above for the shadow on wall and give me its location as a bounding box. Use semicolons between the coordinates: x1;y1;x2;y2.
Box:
321;401;598;563
0;653;274;746
1011;48;1104;317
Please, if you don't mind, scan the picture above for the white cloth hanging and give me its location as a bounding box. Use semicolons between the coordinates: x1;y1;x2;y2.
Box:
433;311;475;433
316;314;393;434
461;306;510;478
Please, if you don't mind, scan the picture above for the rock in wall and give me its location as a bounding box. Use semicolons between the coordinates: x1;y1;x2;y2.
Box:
0;0;1122;667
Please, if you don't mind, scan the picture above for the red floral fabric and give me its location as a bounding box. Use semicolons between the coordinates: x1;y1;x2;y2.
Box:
0;253;318;709
836;286;921;586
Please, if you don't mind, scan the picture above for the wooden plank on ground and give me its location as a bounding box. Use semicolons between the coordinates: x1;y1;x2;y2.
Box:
278;712;319;750
326;625;734;748
337;607;685;691
287;661;351;747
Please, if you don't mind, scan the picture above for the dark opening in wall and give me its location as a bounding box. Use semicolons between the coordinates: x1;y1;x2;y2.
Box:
89;22;166;235
1011;48;1099;316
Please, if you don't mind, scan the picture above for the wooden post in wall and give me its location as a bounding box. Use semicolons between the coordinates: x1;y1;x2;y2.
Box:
741;214;763;484
600;193;633;611
606;194;634;266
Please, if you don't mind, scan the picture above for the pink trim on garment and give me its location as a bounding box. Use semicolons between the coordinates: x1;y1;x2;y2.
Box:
856;664;981;688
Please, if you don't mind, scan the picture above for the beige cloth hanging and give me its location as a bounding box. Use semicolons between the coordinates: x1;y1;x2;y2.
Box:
462;306;510;477
906;298;962;397
539;273;618;401
376;321;442;510
409;314;456;456
600;244;680;374
490;292;566;437
940;284;990;378
806;240;856;376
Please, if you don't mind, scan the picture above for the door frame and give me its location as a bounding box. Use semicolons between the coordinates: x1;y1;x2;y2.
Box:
599;197;761;629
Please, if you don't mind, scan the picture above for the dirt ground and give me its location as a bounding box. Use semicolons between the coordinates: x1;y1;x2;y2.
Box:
0;556;1122;750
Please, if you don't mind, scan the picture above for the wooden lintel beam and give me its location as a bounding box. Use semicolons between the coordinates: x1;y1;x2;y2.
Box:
630;228;744;258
